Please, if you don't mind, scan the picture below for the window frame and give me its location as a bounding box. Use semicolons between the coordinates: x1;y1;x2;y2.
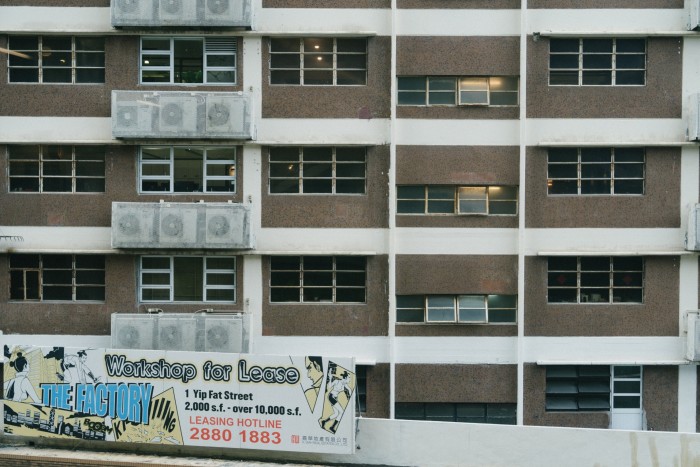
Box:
8;145;106;193
139;146;237;194
8;35;105;84
397;294;517;325
139;256;236;303
269;37;368;86
397;76;519;107
549;38;647;87
9;254;105;302
395;402;516;424
547;147;645;196
140;37;237;85
547;256;645;305
545;365;612;412
397;185;518;216
269;256;367;304
268;147;367;195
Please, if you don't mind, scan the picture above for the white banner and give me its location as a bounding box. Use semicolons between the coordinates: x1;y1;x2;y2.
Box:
2;345;355;454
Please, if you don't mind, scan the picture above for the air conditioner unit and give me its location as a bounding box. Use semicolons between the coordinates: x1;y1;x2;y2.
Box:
686;204;700;251
203;315;243;353
206;96;247;137
112;315;157;350
204;205;251;248
205;0;230;20
689;94;700;142
159;0;198;23
690;0;700;30
114;102;152;134
158;96;198;135
157;315;197;351
112;204;156;248
687;311;700;361
158;205;198;245
113;0;145;20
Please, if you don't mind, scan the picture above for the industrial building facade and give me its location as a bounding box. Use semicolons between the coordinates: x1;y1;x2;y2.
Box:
0;0;698;433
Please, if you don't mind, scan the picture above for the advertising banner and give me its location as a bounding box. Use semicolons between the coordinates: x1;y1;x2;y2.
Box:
2;345;355;454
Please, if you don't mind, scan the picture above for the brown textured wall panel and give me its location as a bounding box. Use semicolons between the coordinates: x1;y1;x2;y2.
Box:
396;145;519;228
527;37;682;118
526;147;681;228
530;0;682;8
0;36;244;117
398;36;520;76
399;0;520;8
396;255;518;294
366;363;390;418
263;0;390;7
397;323;516;337
262;255;389;336
0;256;134;334
261;146;389;228
396;364;517;402
0;254;245;334
525;256;679;337
0;145;244;227
262;37;391;119
524;364;610;428
644;366;677;432
397;106;520;120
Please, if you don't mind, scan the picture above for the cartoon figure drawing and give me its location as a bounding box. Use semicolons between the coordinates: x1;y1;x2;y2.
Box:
61;350;100;384
4;352;41;403
319;362;355;434
303;356;324;411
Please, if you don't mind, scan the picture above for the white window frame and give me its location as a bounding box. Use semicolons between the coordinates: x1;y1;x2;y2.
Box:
140;37;237;85
397;294;517;324
547;256;645;304
397;76;519;107
139;146;236;194
139;256;236;303
268;147;367;195
547;147;645;196
397;185;518;216
8;35;105;84
269;37;368;86
549;38;646;87
8;145;106;193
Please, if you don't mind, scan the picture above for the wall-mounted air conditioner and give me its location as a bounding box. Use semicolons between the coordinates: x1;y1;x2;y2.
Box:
111;202;253;250
111;91;252;139
159;0;198;24
112;204;157;248
111;313;249;353
687;311;700;361
112;0;252;28
686;204;700;251
688;94;700;142
690;0;700;30
112;315;157;350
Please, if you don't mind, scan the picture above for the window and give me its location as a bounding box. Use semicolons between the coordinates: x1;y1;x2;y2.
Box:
356;365;367;415
8;145;105;193
139;146;236;193
141;37;237;84
396;403;516;424
270;256;366;303
269;147;366;194
547;256;644;304
397;295;516;324
546;365;611;411
10;254;105;301
270;38;367;85
140;256;236;303
8;36;105;84
398;76;518;106
549;38;646;86
397;185;518;215
547;147;645;195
